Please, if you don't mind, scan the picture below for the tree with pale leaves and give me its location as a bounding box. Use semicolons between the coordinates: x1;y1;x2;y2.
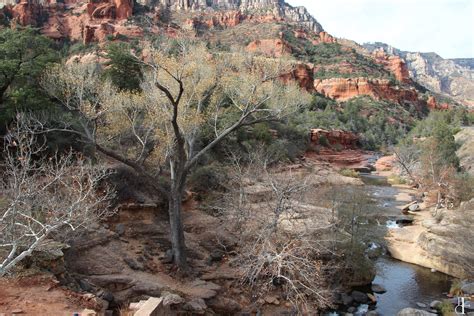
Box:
41;41;311;269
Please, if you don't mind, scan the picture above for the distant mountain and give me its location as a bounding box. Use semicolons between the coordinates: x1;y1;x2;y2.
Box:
363;42;474;106
0;0;459;114
451;58;474;70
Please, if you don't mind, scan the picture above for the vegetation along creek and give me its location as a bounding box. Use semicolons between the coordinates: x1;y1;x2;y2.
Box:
322;172;454;315
0;0;473;314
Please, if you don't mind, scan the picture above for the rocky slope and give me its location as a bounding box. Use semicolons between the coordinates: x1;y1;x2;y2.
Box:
153;0;324;33
0;0;439;114
0;0;323;42
455;126;474;175
363;42;474;106
452;58;474;70
386;197;474;279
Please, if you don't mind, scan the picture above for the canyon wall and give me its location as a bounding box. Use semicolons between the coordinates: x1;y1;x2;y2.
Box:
364;42;474;107
154;0;324;33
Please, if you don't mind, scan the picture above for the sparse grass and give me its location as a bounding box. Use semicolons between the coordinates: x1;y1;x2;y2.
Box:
437;300;455;316
339;168;360;178
450;279;463;296
387;174;408;185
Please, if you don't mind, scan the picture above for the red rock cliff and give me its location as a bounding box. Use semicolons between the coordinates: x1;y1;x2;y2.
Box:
372;48;411;83
313;77;419;104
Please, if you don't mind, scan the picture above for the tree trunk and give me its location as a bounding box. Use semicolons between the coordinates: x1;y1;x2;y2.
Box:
168;179;187;270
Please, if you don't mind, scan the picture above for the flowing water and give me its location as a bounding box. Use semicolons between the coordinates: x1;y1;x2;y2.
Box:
328;173;452;315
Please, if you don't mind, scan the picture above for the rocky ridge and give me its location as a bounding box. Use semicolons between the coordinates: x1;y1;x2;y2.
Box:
0;0;324;43
363;42;474;106
153;0;324;33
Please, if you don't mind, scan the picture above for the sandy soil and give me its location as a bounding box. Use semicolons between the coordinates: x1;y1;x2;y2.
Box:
0;274;91;315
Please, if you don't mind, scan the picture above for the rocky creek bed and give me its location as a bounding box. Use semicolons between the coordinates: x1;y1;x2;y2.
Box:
325;172;462;316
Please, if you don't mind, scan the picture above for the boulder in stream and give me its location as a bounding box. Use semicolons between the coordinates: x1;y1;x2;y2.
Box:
351;290;369;303
429;300;442;309
371;283;387;294
395;216;414;225
462;282;474;295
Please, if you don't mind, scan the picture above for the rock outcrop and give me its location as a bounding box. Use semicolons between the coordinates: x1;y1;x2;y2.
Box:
426;96;449;110
154;0;324;33
1;0;324;44
455;127;474;176
314;77;419;104
364;42;474;107
372;48;411;83
87;0;133;20
9;0;43;25
386;198;474;279
310;128;359;148
246;38;291;57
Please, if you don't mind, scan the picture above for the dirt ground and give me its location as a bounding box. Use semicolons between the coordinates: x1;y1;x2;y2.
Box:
0;274;90;315
0;152;367;315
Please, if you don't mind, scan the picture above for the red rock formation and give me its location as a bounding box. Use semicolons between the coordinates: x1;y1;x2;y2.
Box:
184;11;282;31
310;129;359;148
246;39;292;57
372;48;411;83
312;31;336;44
281;63;314;91
375;155;396;172
427;96;450;110
113;0;132;20
313;77;419;104
86;0;132;20
387;56;410;83
206;10;243;28
11;0;43;26
427;96;437;109
294;29;307;39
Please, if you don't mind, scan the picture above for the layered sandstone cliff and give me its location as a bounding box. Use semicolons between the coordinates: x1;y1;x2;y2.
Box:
372;48;411;83
314;77;419;104
1;0;325;44
154;0;324;33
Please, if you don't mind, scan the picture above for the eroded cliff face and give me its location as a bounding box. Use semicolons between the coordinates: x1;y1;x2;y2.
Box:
372;48;411;83
364;43;474;107
313;77;419;104
154;0;323;33
1;0;324;45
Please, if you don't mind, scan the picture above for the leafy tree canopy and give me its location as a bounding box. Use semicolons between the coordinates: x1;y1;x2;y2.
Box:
0;27;58;132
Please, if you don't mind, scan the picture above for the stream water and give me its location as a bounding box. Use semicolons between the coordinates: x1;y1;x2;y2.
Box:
328;173;453;315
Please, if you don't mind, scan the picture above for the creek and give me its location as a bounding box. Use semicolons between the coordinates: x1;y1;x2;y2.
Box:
326;173;452;315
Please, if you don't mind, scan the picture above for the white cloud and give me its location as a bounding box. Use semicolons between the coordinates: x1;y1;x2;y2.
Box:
287;0;474;58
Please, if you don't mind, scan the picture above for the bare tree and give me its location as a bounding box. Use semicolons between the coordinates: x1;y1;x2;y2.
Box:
41;42;311;269
0;117;115;276
218;152;334;311
394;144;420;186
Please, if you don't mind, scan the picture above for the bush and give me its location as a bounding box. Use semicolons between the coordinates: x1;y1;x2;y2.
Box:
319;134;330;147
452;173;474;203
339;168;360;178
436;300;455;316
188;164;227;199
387;174;408;185
103;42;143;91
449;279;463;296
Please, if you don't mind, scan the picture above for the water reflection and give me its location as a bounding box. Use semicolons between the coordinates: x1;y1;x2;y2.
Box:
373;257;452;316
323;174;452;315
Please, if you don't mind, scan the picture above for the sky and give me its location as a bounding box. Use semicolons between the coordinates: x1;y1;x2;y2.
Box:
286;0;474;59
